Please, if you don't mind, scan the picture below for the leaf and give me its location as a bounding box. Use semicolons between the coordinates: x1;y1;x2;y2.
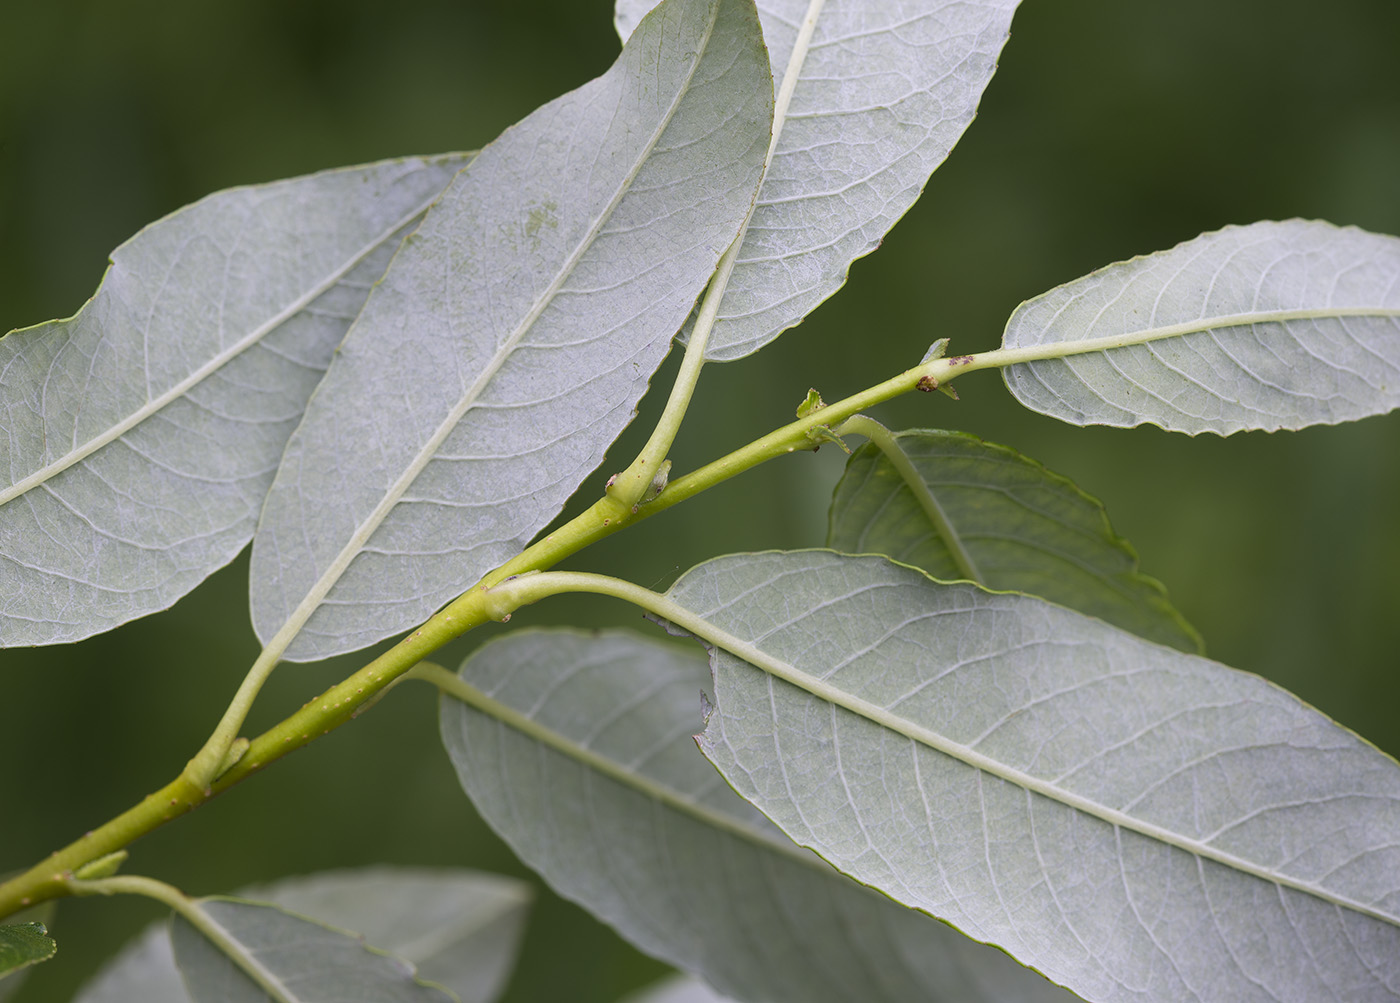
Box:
73;923;188;1003
249;0;774;661
0;922;55;977
664;549;1400;1003
170;898;457;1002
0;154;472;648
246;868;531;1003
827;427;1201;651
616;974;739;1003
617;0;1021;361
0;900;55;1003
73;868;529;1003
440;628;1078;1003
1000;220;1400;434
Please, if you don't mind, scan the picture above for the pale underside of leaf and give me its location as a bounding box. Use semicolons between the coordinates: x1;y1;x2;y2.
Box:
1001;219;1400;434
441;628;1079;1003
827;427;1201;651
244;868;531;1003
72;922;188;1003
250;0;773;661
615;974;739;1003
74;868;529;1003
665;550;1400;1003
0;154;472;648
618;0;1021;360
170;898;456;1003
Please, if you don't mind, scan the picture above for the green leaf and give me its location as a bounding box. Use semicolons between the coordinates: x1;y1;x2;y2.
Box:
440;628;1077;1003
665;550;1400;1002
249;0;774;661
0;902;57;1003
827;426;1201;651
170;898;457;1002
74;868;528;1003
1001;220;1400;434
0;154;471;648
0;922;55;978
617;0;1021;361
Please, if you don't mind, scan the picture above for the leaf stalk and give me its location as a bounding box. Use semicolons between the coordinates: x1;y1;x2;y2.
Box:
834;415;984;583
606;0;828;507
64;874;295;1002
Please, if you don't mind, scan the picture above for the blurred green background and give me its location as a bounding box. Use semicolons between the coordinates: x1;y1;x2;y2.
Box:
3;0;1398;999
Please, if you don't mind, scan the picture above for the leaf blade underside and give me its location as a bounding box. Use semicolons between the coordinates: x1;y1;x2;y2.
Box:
618;0;1022;360
250;0;774;661
244;868;530;1003
1001;220;1400;434
616;974;739;1003
441;628;1079;1003
666;550;1400;1003
74;868;530;1003
169;898;457;1003
0;155;472;648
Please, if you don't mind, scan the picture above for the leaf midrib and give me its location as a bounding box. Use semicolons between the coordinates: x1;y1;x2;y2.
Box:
491;569;1400;927
266;3;722;654
436;663;827;874
186;902;307;1003
0;191;446;508
987;305;1400;372
841;419;983;584
664;579;1400;927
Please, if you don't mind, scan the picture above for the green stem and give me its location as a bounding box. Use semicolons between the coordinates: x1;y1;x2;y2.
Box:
0;586;507;919
478;570;737;646
0;350;955;920
63;872;189;911
606;0;828;507
835;415;983;584
181;650;279;789
647;357;952;517
64;875;293;1001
